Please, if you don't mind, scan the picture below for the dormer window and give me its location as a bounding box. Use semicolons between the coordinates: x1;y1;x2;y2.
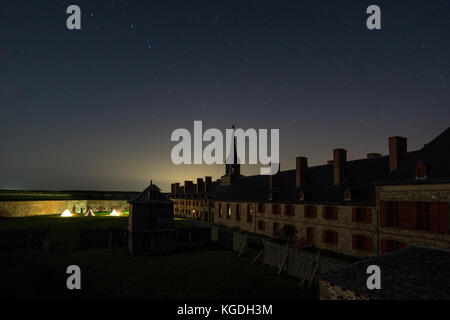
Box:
299;191;305;201
344;189;351;201
415;162;428;180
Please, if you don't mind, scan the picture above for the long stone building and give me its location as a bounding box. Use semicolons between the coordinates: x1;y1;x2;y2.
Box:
171;127;450;258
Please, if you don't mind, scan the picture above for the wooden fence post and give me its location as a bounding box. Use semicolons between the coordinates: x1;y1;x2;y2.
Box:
238;233;248;257
252;239;265;265
278;242;290;274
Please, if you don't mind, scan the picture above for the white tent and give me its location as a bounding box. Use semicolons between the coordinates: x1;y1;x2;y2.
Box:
110;209;120;216
61;209;72;217
85;208;95;217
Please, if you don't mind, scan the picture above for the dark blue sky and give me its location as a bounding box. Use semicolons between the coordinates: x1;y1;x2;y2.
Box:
1;0;449;191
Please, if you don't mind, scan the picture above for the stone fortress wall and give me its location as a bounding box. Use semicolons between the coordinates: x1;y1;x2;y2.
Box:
0;190;138;217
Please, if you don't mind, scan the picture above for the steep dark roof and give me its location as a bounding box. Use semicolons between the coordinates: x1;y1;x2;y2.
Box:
213;127;450;205
320;246;450;300
129;183;171;204
380;127;450;183
213;155;396;206
171;127;449;206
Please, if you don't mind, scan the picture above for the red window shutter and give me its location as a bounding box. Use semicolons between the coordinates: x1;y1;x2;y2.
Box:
308;229;314;243
352;208;357;222
334;232;339;245
430;202;441;233
380;201;386;227
405;202;414;230
365;208;372;223
439;202;449;234
322;207;326;219
398;202;414;230
352;235;357;249
398;202;406;229
313;206;317;218
381;239;387;254
430;202;449;234
322;231;327;243
366;237;373;253
333;207;338;219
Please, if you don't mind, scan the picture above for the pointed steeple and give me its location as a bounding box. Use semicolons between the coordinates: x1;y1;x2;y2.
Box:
221;124;243;185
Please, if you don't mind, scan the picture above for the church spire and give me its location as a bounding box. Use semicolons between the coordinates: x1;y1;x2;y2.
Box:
232;125;238;171
221;124;242;185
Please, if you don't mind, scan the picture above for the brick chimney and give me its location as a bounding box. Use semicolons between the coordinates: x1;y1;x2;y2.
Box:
269;163;281;200
333;149;347;185
367;153;381;159
196;178;204;193
389;136;407;173
184;181;193;193
174;183;180;194
204;176;212;192
171;183;175;194
296;157;308;187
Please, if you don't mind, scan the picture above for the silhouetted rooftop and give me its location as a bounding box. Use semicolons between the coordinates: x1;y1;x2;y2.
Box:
213;127;450;205
129;183;171;204
170;127;450;206
377;127;450;184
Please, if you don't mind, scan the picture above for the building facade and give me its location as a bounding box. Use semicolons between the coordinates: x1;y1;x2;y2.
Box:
171;177;220;222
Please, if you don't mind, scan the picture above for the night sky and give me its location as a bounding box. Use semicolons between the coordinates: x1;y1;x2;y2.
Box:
1;0;449;192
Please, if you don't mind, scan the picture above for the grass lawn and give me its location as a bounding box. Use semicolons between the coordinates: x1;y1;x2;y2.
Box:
0;215;202;230
0;246;314;300
0;215;129;230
